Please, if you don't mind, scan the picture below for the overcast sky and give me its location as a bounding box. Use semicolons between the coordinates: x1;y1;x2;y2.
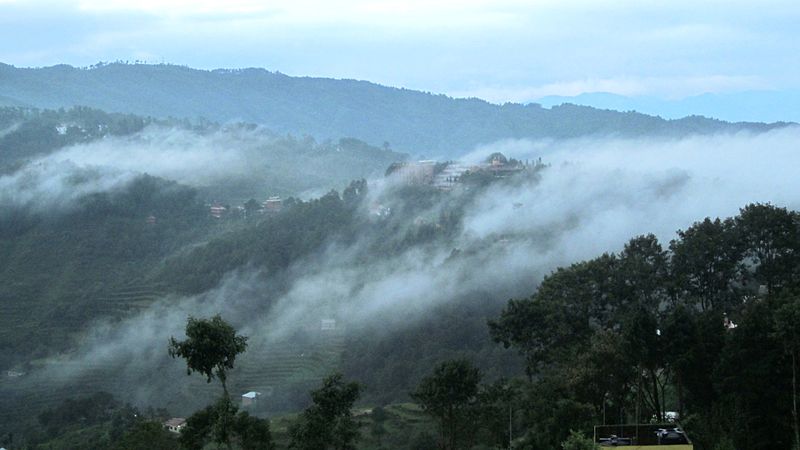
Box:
1;0;799;103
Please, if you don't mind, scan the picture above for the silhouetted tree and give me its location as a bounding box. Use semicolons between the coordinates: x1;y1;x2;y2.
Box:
411;359;481;450
289;373;362;450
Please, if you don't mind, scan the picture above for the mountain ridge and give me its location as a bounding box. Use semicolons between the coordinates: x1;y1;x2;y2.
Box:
0;62;791;158
537;90;800;124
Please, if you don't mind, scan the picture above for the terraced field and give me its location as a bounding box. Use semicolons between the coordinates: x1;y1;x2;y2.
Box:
231;327;347;395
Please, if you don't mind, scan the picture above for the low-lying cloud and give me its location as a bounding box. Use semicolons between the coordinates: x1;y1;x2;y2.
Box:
14;126;800;412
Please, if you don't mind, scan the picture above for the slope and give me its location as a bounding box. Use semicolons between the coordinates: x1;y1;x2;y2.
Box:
0;63;790;158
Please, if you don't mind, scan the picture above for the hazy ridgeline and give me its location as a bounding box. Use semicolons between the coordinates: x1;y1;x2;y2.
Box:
0;63;790;159
1;101;799;442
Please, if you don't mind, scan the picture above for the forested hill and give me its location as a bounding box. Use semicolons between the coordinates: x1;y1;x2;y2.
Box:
0;62;790;158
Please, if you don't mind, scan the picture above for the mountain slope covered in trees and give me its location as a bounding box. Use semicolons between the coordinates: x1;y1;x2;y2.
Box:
0;63;791;157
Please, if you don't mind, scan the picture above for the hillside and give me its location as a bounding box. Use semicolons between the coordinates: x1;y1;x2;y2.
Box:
0;63;790;157
0;106;406;204
0;167;530;438
537;90;800;123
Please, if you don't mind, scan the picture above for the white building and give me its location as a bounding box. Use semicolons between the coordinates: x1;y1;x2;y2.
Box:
242;391;261;407
164;418;186;433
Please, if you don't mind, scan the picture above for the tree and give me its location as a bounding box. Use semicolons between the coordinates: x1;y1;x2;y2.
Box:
670;218;743;311
169;315;269;450
775;294;800;450
561;430;598;450
736;203;800;292
289;373;362;450
411;359;482;450
476;379;522;449
168;314;248;395
618;234;669;311
621;306;665;422
114;421;178;450
244;199;261;215
232;411;276;450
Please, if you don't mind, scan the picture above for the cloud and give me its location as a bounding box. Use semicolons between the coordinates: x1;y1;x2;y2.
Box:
0;159;135;214
16;127;800;413
1;0;798;105
0;126;260;214
448;75;770;103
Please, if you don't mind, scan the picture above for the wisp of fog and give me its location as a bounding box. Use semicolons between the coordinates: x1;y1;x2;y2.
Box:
15;126;800;411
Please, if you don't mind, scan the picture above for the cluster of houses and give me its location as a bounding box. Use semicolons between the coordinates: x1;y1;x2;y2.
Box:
209;195;284;219
387;153;533;190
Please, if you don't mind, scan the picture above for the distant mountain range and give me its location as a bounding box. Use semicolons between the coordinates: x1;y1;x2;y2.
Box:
0;63;792;158
537;91;800;124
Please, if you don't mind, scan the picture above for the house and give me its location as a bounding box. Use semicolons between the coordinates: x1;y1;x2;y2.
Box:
164;418;186;433
146;215;157;225
321;319;337;331
723;314;738;330
262;196;282;213
594;424;693;449
241;391;261;407
210;204;226;218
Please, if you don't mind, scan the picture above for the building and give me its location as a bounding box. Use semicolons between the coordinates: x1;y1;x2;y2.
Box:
321;319;337;331
432;163;468;191
262;196;283;213
210;204;226;219
164;418;186;433
146;215;157;225
241;391;261;407
594;424;693;449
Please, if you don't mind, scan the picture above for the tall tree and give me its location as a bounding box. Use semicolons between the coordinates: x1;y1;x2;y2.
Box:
670;217;744;311
289;373;362;450
775;293;800;450
169;315;269;450
411;359;482;450
736;203;800;292
168;314;248;396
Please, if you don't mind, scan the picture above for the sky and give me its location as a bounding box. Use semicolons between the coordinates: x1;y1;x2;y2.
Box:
1;0;799;104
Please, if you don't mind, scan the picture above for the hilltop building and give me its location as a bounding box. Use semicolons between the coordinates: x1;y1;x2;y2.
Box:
386;154;535;190
210;204;227;219
432;163;469;190
164;418;186;433
262;196;283;213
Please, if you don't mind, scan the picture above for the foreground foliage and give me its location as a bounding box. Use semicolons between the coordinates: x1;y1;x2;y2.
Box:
490;203;800;450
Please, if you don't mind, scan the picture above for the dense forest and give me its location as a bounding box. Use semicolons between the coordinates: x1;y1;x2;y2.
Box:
0;63;792;158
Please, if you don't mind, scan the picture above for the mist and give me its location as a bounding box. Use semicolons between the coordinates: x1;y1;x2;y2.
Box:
16;126;800;413
0;124;400;217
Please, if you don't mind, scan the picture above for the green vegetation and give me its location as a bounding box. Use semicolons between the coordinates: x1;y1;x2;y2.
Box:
2;102;799;450
0;63;789;157
0;105;153;167
171;315;274;450
169;315;249;391
411;359;481;450
289;373;361;450
489;203;800;449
